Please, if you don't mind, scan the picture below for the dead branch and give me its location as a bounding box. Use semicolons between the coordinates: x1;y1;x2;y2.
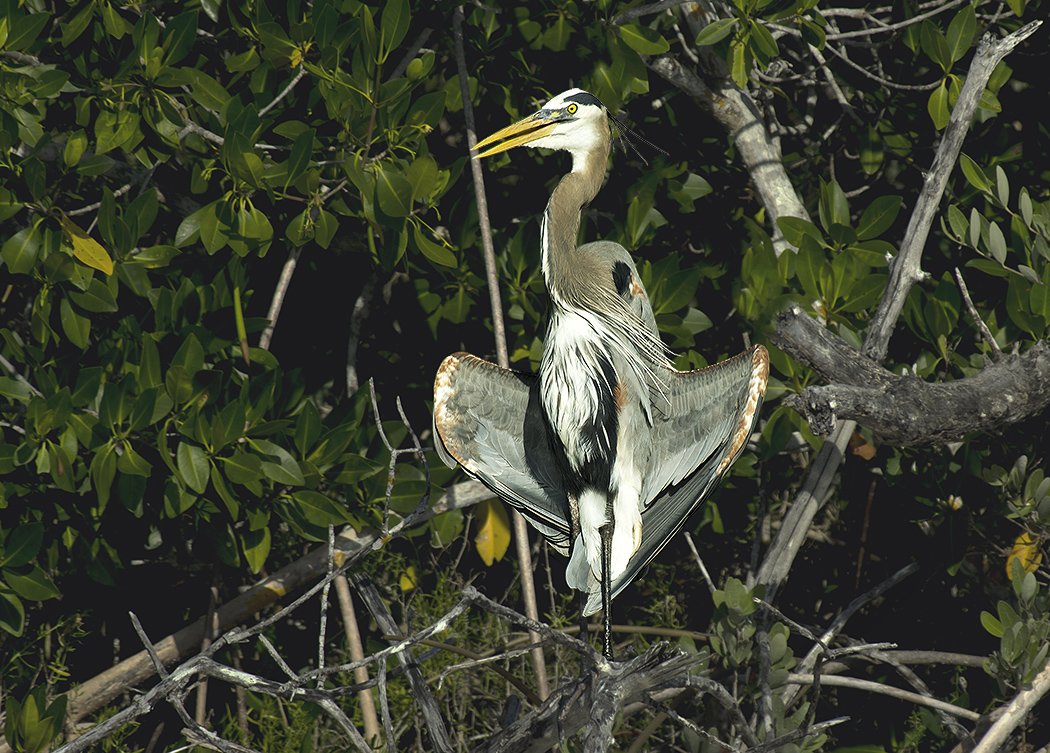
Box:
772;307;1050;444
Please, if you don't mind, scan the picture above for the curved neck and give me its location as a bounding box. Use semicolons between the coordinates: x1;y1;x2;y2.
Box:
542;143;610;303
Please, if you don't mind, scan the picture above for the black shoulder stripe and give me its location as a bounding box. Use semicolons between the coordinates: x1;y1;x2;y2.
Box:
566;91;605;109
612;261;631;297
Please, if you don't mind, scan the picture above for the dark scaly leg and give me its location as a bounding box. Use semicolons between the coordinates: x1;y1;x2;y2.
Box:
599;522;613;659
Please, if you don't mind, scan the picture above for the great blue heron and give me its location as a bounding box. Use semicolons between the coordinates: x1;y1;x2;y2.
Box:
434;88;768;658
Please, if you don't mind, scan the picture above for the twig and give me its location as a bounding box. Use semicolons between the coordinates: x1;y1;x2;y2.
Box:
317;526;335;688
971;658;1050;753
195;581;220;724
258;247;301;350
786;674;980;720
683;532;717;596
452;3;549;701
258;67;306;118
782;563;919;708
66;181;136;216
954;266;1003;358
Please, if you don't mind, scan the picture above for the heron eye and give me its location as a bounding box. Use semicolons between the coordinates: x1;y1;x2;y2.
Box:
566;103;578;115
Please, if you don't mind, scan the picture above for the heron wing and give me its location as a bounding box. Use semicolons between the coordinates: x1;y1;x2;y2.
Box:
583;344;769;614
433;352;573;554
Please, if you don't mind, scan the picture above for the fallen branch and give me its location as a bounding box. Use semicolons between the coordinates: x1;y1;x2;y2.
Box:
786;674;980;721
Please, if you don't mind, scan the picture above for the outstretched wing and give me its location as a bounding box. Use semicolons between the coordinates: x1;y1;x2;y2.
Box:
584;345;769;614
433;353;573;555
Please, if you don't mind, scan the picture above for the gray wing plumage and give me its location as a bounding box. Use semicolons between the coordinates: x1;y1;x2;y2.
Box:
433;353;573;554
584;345;769;614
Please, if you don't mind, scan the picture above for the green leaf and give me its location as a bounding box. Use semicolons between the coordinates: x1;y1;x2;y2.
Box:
959;154;991;193
90;445;117;509
2;224;41;275
995;165;1010;207
927;79;950;130
69;279;119;313
1030;283;1050;319
920;22;951;72
413;223;456;267
856;196;902;241
777;217;822;247
0;590;25;636
284;128;315;189
730;39;748;87
431;509;464;548
177;442;210;494
291;490;353;526
988;220;1007;264
188;69;231;111
251;439;305;486
818;179;850;231
376;165;413;217
95;109;139;155
59;298;90;349
795;239;824;301
946;5;976;64
221;451;264;487
859;125;883;175
379;0;410;60
1;524;43;568
0;377;33;403
980;610;1003;637
5;12;49;52
4;565;60;601
241;527;271;574
619;23;669;55
695;18;736;46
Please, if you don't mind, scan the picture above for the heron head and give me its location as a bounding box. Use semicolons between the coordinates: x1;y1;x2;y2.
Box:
473;88;608;162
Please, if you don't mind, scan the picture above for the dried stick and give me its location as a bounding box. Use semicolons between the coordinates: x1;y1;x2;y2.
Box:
334;575;380;742
452;4;549;701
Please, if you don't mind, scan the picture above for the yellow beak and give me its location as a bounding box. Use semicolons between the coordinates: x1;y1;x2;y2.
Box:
473;112;559;159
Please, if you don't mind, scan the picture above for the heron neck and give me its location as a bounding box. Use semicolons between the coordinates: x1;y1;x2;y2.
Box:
543;144;610;303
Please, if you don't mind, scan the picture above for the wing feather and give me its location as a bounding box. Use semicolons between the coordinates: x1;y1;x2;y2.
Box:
433;353;573;554
584;345;769;614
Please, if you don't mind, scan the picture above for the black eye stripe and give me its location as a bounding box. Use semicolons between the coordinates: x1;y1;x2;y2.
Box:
565;91;604;109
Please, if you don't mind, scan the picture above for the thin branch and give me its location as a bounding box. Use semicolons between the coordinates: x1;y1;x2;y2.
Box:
258;67;306;118
954;266;1003;358
786;674;980;721
258;247;301;351
611;0;692;25
453;3;549;701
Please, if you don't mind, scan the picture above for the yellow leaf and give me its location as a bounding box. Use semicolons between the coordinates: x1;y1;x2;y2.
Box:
475;498;511;566
59;213;114;275
1006;531;1043;578
399;565;417;592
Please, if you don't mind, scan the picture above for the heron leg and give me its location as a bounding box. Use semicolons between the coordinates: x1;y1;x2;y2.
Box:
599;522;613;659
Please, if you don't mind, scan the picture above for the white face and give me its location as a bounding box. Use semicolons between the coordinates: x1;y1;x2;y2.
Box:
526;88;608;157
